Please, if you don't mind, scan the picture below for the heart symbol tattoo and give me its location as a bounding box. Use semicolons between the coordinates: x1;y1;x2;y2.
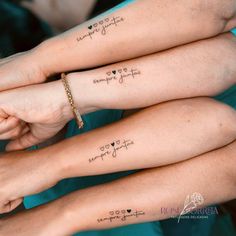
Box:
124;68;128;72
111;142;115;147
116;140;120;145
100;147;105;152
112;70;116;75
88;25;93;30
127;209;132;213
107;72;111;76
118;69;122;73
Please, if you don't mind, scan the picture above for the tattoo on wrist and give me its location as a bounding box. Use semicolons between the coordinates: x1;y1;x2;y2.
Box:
77;16;124;42
93;68;141;85
97;209;145;223
89;139;134;163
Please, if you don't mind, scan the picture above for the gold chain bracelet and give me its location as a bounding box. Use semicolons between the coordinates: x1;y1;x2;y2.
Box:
61;73;84;129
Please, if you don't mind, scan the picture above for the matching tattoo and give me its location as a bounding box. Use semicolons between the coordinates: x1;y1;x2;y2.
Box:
77;16;124;42
97;209;145;223
76;16;141;86
93;68;141;85
89;139;134;163
90;140;141;224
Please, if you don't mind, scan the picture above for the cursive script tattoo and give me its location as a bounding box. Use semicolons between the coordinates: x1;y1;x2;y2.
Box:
93;68;141;85
89;139;134;163
77;16;124;42
97;209;145;223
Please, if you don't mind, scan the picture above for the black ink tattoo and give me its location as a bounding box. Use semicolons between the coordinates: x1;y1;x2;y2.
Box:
77;16;125;42
89;139;134;163
93;68;141;85
97;209;145;223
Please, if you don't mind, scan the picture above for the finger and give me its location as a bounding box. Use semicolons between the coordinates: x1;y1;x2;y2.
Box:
0;116;20;134
18;125;30;138
11;124;30;140
0;124;26;140
6;132;42;151
0;198;23;214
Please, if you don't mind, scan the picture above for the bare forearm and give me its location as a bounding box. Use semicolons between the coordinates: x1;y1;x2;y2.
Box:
3;141;235;235
0;0;235;92
65;33;236;113
43;98;236;179
37;0;236;76
61;141;236;234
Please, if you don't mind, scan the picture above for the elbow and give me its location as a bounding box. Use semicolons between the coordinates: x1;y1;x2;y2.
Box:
223;141;236;198
212;100;236;143
196;0;236;35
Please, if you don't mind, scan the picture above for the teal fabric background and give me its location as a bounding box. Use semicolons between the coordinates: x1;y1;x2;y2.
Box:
231;28;236;36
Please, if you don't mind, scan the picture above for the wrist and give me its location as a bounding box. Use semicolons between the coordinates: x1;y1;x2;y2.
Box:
63;72;99;115
29;40;54;80
58;192;92;234
33;37;65;77
34;33;82;77
35;146;65;184
53;79;75;122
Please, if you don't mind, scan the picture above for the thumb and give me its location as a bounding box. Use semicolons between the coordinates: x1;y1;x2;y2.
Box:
6;132;41;151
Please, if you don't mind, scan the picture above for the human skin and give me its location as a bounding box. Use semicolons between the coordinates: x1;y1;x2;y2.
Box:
0;97;235;214
0;0;235;91
0;33;235;150
22;0;96;31
0;141;235;236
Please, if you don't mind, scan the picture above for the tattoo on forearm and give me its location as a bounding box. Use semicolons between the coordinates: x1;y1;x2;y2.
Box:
97;209;145;223
77;16;124;42
93;68;141;85
89;139;134;163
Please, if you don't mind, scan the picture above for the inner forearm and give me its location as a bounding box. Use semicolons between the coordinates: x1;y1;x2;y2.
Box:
33;141;236;235
44;98;236;179
36;0;236;76
66;33;236;112
68;142;236;233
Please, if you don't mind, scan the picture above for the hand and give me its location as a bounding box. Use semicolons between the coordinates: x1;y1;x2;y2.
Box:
0;48;47;92
0;80;73;150
0;150;60;214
